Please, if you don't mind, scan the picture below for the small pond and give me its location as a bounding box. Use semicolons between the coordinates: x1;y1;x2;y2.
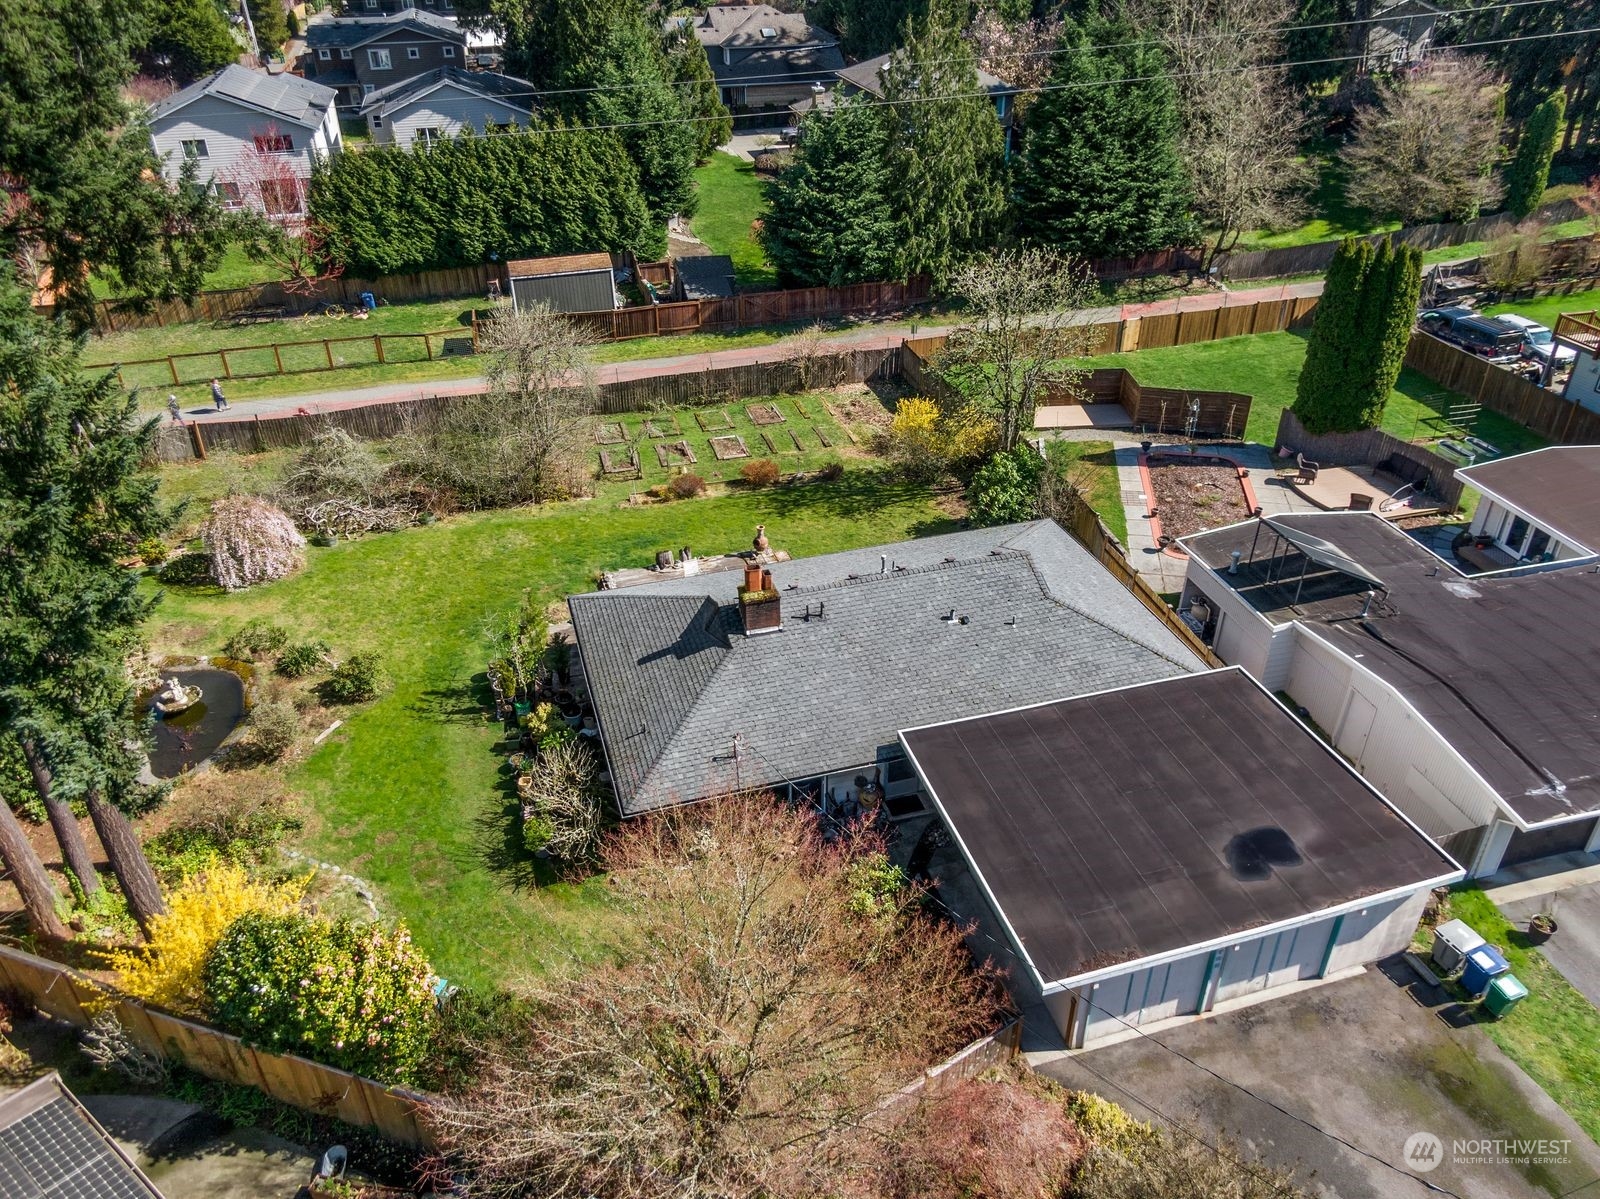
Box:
145;667;246;779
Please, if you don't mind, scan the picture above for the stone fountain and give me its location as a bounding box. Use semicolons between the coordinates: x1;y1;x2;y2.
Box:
152;675;202;717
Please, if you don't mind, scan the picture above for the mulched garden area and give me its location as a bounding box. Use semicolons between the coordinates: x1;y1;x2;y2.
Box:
1148;458;1252;541
710;435;750;460
746;403;785;425
594;422;626;444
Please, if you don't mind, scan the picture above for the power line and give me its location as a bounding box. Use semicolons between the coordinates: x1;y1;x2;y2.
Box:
333;24;1600;127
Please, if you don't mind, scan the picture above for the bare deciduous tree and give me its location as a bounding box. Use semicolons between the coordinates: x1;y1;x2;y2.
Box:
400;304;597;509
1481;220;1552;292
965;7;1063;95
518;737;607;870
1135;0;1310;268
1341;57;1505;225
784;320;841;392
430;796;998;1199
937;248;1102;452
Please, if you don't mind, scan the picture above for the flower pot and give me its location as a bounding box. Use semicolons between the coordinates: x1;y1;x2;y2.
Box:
1527;917;1557;945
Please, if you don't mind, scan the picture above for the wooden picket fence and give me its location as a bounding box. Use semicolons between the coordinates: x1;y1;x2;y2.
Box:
0;943;434;1147
1403;331;1600;445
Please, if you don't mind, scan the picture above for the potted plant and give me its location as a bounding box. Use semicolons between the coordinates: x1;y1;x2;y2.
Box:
1528;901;1558;944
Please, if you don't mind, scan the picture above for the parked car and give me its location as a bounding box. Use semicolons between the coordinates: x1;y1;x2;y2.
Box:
1495;313;1578;368
1418;308;1525;363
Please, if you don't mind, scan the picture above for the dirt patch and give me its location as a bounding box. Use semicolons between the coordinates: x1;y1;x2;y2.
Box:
594;422;626;445
746;403;785;426
654;440;697;468
828;392;892;429
710;435;750;461
1148;458;1251;541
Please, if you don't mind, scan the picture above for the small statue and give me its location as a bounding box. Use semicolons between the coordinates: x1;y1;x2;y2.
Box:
753;523;770;555
154;676;200;716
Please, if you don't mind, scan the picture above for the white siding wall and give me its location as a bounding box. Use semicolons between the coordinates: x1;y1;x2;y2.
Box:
1322;890;1429;974
1565;350;1600;413
376;87;529;149
150;94;339;213
1286;628;1502;848
1181;562;1295;689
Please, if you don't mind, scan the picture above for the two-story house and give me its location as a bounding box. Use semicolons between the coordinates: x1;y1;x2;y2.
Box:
361;67;535;148
689;4;844;111
147;65;341;218
301;10;469;109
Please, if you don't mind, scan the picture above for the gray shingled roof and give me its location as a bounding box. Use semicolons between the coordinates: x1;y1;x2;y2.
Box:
148;64;336;128
570;521;1206;815
694;4;835;50
360;67;535;115
305;9;465;49
836;51;1011;97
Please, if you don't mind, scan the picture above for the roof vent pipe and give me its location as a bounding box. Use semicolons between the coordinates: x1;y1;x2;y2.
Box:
880;553;887;574
1229;550;1242;575
1359;590;1377;618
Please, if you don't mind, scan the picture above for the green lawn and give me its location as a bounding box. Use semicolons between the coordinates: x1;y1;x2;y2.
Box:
691;152;776;287
1484;286;1600;330
91;243;283;301
146;461;952;988
1082;330;1548;456
1046;440;1126;544
1447;887;1600;1144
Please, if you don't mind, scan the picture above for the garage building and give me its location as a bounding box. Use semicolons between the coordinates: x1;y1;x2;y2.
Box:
900;668;1462;1048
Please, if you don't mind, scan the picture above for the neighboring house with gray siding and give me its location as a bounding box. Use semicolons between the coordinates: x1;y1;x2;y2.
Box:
302;10;468;108
148;65;340;219
361;67;533;147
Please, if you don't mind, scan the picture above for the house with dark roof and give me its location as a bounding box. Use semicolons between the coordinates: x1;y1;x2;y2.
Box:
147;65;340;218
689;4;844;110
1361;0;1443;69
1180;504;1600;879
360;67;534;147
903;668;1460;1047
569;521;1207;817
302;10;469;108
822;51;1017;151
1456;446;1600;566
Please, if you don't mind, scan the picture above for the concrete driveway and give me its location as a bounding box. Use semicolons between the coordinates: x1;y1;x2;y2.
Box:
1034;960;1600;1199
1497;882;1600;1008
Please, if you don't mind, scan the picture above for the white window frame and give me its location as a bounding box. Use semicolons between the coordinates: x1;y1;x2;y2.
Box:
364;0;378;8
417;126;443;148
369;48;393;70
370;115;383;128
339;47;353;59
441;44;455;57
407;46;420;59
362;83;376;95
216;181;243;208
181;138;208;159
317;47;331;61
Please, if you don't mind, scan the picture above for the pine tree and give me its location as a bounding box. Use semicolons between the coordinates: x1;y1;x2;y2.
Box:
1293;238;1372;434
818;0;928;59
667;26;732;164
144;0;240;80
1013;4;1193;259
880;0;1006;283
245;0;288;52
761;98;899;287
1506;92;1566;219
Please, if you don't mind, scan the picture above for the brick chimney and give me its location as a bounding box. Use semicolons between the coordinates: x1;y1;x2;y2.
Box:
738;564;782;636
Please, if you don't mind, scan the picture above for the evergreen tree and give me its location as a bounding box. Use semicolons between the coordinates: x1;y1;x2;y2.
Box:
1293;237;1371;434
1013;4;1192;259
1506;92;1565;219
761;98;899;287
245;0;288;53
0;0;229;329
880;0;1006;283
0;274;171;934
144;0;239;80
1293;237;1420;433
667;25;732;163
817;0;928;59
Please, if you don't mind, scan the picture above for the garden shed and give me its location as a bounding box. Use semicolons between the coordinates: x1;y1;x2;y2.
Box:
506;253;618;314
900;668;1461;1048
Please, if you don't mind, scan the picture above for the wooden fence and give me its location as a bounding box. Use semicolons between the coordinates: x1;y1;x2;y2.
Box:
1403;331;1600;445
0;943;433;1147
149;344;901;461
565;278;933;342
1274;409;1466;511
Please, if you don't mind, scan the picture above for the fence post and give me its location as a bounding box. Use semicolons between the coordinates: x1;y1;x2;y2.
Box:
375;335;386;365
324;339;334;368
189;421;207;460
272;344;284;373
167;356;179;385
423;332;433;361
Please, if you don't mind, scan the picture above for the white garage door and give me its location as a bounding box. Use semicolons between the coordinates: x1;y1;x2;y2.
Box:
1214;917;1336;1004
1082;952;1210;1043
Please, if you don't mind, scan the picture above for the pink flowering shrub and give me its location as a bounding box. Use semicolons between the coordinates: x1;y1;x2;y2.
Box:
202;495;306;592
202;912;437;1084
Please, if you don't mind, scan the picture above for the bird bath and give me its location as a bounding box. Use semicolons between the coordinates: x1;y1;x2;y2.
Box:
146;667;246;778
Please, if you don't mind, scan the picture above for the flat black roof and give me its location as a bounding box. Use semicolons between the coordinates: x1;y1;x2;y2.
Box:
1185;513;1600;825
901;669;1458;986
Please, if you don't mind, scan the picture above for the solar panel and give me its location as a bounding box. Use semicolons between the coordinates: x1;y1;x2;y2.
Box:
0;1085;161;1199
1263;516;1387;590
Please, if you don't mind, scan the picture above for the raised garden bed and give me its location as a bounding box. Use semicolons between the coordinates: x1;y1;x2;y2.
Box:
599;447;640;476
655;440;698;468
642;416;681;438
594;422;626;445
695;409;733;432
1142;449;1259;555
710;435;750;460
746;403;785;426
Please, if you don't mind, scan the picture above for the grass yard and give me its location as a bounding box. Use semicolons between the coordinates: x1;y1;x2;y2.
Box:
1446;887;1600;1144
1082;330;1548;457
1484;286;1600;331
1045;440;1127;544
147;439;948;988
690;152;776;287
90;243;284;300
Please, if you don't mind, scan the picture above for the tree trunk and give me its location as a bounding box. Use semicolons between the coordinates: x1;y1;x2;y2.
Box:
20;738;103;897
0;797;68;942
84;789;165;935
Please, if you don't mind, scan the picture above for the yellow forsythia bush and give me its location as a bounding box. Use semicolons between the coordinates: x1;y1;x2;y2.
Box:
888;397;999;481
104;863;308;1015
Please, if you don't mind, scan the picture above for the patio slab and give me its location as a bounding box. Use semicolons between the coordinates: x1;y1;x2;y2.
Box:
1290;464;1448;517
1034;402;1134;430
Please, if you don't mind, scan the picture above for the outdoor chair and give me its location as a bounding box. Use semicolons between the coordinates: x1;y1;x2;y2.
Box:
1294;453;1320;484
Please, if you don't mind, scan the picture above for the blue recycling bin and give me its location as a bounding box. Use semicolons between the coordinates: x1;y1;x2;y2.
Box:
1461;945;1509;996
359;290;377;310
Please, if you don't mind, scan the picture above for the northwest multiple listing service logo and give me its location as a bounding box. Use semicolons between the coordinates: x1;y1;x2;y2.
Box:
1403;1131;1572;1174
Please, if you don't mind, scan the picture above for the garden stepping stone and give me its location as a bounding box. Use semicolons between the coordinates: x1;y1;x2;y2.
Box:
599;447;640;476
746;403;785;426
594;422;626;445
710;435;750;461
655;440;698;468
642;416;681;438
695;409;733;432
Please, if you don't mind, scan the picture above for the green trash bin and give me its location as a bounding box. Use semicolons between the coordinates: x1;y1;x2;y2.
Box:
1484;973;1528;1018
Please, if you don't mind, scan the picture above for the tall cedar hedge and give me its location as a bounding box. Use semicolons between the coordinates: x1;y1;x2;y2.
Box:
1293;236;1422;433
1505;92;1565;219
307;125;659;277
